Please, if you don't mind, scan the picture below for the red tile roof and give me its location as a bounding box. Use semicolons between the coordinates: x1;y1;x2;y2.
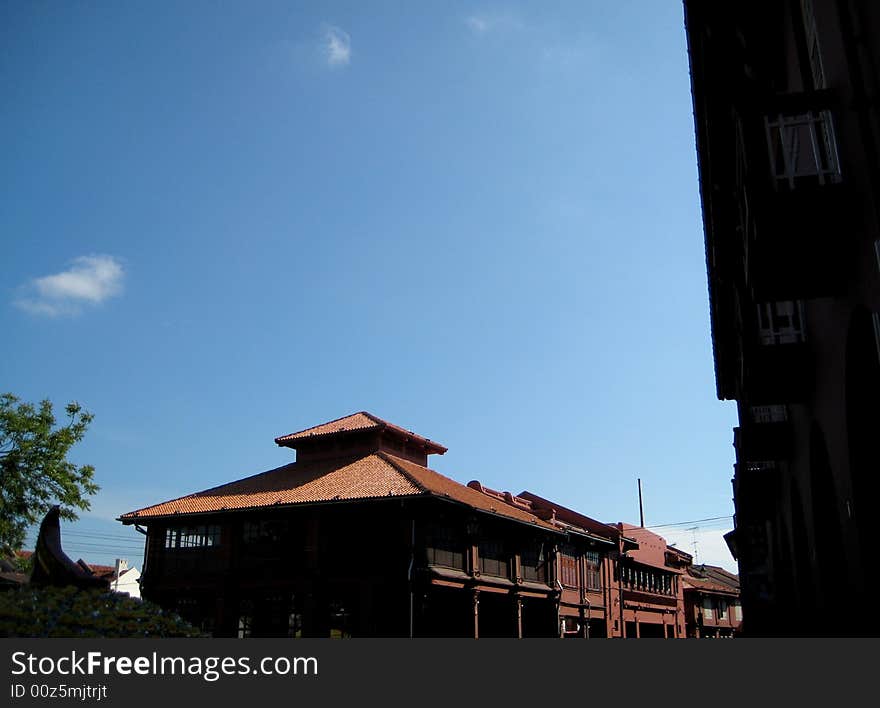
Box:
79;562;117;580
682;574;739;595
516;491;621;540
119;452;557;532
274;411;447;454
387;457;557;530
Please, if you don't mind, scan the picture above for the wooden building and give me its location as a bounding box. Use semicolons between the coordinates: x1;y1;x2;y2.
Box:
682;564;743;638
121;411;726;637
465;486;618;638
612;525;691;638
479;494;694;638
121;412;615;638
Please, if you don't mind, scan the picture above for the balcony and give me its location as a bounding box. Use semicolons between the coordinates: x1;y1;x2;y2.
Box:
749;182;852;299
733;463;781;520
743;341;812;403
742;301;812;402
734;422;793;462
747;92;855;300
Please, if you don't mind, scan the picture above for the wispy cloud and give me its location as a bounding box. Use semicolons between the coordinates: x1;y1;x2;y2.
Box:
323;25;351;67
464;11;524;35
15;254;125;317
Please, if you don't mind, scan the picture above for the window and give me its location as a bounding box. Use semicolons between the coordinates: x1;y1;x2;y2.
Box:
733;603;743;621
702;597;714;621
329;601;351;639
242;519;288;545
288;612;304;639
559;545;579;588
479;540;509;578
717;599;728;620
521;544;547;582
237;616;252;639
751;405;788;423
757;301;806;345
165;525;221;550
425;524;465;570
584;551;602;591
765;110;840;189
237;599;254;639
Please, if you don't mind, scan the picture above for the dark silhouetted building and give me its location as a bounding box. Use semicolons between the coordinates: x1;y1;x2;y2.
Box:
684;0;880;635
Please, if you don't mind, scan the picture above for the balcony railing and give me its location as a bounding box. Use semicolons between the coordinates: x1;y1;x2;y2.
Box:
757;301;805;346
765;109;841;190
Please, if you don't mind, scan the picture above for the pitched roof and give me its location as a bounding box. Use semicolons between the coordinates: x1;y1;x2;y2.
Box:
274;411;447;454
78;561;117;580
516;491;621;541
119;452;557;532
119;454;422;519
387;457;558;530
689;564;740;590
682;573;739;596
467;483;615;545
276;412;381;441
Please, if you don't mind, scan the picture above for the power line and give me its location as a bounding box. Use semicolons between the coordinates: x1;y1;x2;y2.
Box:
60;530;144;541
645;515;733;530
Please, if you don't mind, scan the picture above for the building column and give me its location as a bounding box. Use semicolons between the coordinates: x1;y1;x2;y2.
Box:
515;596;523;639
472;589;480;639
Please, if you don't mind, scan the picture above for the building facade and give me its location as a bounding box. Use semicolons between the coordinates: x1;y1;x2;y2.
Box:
682;564;743;638
684;0;880;635
120;413;605;637
120;411;724;637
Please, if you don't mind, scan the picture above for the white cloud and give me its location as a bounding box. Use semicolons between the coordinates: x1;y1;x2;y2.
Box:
15;254;125;317
323;25;351;67
465;12;523;35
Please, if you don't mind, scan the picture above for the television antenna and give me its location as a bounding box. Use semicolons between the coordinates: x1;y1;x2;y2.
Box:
688;526;700;564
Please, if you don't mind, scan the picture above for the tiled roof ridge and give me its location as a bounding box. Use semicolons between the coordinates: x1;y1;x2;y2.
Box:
682;575;739;595
274;411;381;443
698;563;739;579
274;411;447;453
375;451;431;493
466;480;535;511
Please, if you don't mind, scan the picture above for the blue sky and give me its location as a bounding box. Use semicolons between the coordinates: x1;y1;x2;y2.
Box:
2;1;738;571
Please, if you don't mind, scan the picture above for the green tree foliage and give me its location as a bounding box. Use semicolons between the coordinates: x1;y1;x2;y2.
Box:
11;552;33;574
0;393;99;555
0;586;205;637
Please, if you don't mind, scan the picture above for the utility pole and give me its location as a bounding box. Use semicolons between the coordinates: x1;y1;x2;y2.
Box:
638;479;644;527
